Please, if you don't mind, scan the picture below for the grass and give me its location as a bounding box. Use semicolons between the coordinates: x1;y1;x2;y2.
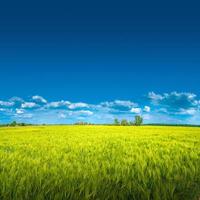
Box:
0;125;199;200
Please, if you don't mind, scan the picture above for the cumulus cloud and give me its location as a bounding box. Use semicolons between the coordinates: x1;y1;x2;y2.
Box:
0;101;14;107
148;92;199;115
100;100;139;114
148;92;163;102
144;106;151;112
179;108;197;115
58;113;67;119
46;100;70;108
21;102;37;109
77;110;93;116
101;100;137;108
16;109;25;114
9;97;24;108
32;95;47;104
130;107;141;114
17;113;33;119
9;97;24;103
68;102;89;109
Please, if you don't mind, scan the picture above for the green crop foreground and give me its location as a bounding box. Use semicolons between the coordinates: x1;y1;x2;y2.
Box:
0;126;200;200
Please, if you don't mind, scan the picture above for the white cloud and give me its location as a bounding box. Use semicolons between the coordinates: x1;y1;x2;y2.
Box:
0;101;14;107
21;102;37;108
148;92;163;101
18;113;33;119
68;102;89;109
9;97;24;103
58;113;67;119
57;110;93;119
101;100;137;108
144;106;151;112
76;110;93;116
114;100;137;107
179;108;197;115
46;100;70;108
148;92;199;113
16;109;25;114
130;107;141;114
158;108;168;113
32;95;47;104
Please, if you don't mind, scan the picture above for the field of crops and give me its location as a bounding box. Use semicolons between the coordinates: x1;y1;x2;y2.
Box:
0;126;199;200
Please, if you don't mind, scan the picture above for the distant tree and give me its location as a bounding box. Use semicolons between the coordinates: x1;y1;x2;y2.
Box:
121;119;129;126
74;121;89;125
114;118;120;125
134;116;143;126
20;123;25;126
10;121;17;127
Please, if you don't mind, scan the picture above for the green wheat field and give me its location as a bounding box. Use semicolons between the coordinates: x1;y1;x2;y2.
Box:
0;126;200;200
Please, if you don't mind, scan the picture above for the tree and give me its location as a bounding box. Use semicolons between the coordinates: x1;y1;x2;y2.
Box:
134;116;143;126
10;121;17;127
19;123;25;126
121;119;129;126
74;121;88;125
114;118;120;125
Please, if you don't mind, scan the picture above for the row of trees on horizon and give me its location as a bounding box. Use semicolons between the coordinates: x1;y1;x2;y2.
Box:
0;121;32;127
75;116;143;126
0;116;144;127
114;116;143;126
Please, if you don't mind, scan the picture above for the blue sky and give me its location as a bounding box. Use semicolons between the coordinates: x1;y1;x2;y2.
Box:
0;1;200;124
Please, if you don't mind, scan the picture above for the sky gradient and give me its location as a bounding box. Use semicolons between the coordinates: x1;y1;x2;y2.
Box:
0;1;200;124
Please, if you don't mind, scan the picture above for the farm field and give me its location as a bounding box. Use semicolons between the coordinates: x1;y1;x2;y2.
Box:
0;126;200;200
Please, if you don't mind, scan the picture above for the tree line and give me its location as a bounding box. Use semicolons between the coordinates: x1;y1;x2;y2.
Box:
113;115;143;126
0;116;143;127
74;116;143;126
0;121;32;127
